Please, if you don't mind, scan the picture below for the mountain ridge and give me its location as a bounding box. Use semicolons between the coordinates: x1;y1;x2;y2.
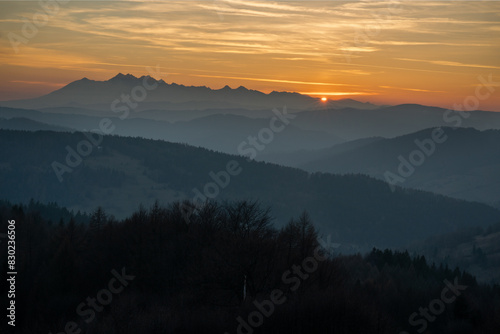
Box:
297;127;500;207
0;73;381;111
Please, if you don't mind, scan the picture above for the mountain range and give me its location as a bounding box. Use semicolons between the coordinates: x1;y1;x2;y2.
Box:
2;74;500;212
2;74;500;143
0;73;380;112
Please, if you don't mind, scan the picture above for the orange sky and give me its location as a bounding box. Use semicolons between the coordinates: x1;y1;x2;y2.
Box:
0;1;499;110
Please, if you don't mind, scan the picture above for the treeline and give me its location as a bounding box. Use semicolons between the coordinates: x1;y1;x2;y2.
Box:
410;222;500;283
0;200;499;334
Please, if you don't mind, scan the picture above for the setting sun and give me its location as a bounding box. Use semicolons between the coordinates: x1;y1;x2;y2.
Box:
1;1;499;110
1;1;500;332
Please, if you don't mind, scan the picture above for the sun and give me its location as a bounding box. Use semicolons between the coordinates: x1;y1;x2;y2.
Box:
321;97;327;102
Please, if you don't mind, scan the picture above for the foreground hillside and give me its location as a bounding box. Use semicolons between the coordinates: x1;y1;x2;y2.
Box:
0;130;499;249
0;201;499;334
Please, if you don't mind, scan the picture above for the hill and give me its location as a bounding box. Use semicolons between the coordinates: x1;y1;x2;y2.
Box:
410;222;500;284
298;127;500;208
292;105;500;140
0;129;499;249
0;106;343;154
0;117;72;132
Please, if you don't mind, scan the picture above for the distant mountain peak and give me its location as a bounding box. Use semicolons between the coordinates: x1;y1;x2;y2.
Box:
1;73;382;111
62;76;94;89
335;98;359;103
108;73;138;82
138;75;160;84
269;90;298;96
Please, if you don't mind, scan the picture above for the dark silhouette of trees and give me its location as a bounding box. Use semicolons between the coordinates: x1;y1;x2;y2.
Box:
1;200;499;334
90;206;107;232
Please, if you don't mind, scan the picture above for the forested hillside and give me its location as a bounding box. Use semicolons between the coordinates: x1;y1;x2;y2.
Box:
0;200;499;334
411;222;500;284
299;128;500;208
1;130;499;249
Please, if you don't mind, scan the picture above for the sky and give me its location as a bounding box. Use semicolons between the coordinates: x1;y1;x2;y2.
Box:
0;1;499;110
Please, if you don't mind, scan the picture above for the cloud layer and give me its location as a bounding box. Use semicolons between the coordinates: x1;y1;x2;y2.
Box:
0;1;499;109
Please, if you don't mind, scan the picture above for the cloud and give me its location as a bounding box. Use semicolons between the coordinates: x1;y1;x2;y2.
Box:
396;58;500;70
339;46;378;53
379;85;445;93
369;41;493;47
10;80;65;87
1;0;499;105
300;91;378;96
183;73;356;87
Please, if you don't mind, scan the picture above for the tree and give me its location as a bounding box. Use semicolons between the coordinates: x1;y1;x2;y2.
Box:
90;206;107;232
